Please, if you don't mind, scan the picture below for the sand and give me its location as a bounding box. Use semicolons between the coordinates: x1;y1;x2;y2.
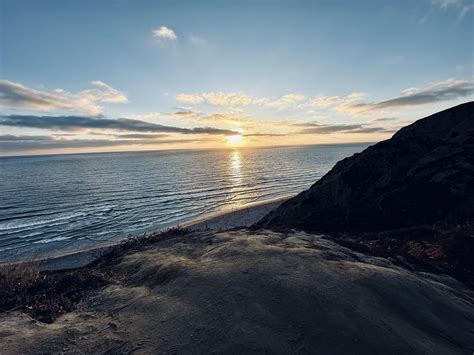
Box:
183;197;289;230
1;229;474;354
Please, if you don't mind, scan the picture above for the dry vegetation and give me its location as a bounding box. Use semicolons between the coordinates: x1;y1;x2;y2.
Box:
0;262;108;323
333;224;474;288
0;227;189;323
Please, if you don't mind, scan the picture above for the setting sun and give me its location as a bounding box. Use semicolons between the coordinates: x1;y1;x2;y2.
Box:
227;134;244;146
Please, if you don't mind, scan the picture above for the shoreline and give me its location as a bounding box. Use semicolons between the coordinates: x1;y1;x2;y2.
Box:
1;195;291;271
182;194;292;230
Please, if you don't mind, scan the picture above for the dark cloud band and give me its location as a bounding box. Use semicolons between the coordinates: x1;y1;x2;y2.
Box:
298;123;393;134
0;114;237;135
0;135;199;152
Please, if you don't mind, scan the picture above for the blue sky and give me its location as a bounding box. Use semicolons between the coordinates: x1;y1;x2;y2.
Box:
0;0;473;155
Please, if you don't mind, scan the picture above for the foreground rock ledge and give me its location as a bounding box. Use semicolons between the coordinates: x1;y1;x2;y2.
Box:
1;230;473;354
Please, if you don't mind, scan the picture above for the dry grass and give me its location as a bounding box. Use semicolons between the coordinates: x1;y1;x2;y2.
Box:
334;224;474;288
0;227;190;323
0;261;109;323
0;263;40;290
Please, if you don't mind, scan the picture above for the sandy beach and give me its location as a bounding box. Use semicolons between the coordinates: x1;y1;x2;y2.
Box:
183;196;291;230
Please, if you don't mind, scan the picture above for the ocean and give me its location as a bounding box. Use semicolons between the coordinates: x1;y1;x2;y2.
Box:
0;143;369;262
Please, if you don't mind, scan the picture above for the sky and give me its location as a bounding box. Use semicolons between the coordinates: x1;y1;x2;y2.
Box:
0;0;473;156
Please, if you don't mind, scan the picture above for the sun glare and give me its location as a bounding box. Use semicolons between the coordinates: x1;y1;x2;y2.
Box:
227;134;243;146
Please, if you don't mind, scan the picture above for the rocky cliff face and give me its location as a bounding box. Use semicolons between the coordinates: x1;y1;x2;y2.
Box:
258;102;474;233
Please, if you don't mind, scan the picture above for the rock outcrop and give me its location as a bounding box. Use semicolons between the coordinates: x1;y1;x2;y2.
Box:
258;102;474;233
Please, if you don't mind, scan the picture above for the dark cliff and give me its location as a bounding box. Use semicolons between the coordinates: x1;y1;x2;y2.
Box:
258;102;474;233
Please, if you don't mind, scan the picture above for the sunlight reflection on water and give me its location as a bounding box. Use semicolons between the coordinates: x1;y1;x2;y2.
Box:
229;150;242;186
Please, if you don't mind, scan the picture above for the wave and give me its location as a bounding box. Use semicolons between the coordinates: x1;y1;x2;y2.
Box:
0;205;115;233
33;235;73;244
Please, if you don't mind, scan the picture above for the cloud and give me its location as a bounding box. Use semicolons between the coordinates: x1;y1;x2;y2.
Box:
0;115;238;135
176;78;472;117
243;133;286;137
202;92;253;106
310;92;367;109
262;94;306;110
150;110;286;129
198;113;299;129
298;123;393;135
176;92;306;109
133;110;201;121
0;80;128;116
167;109;395;137
349;127;398;134
152;26;177;41
175;94;204;104
309;79;473;116
127;112;162;122
368;117;397;123
113;133;168;139
0;135;200;152
339;79;474;115
85;81;128;103
299;123;363;134
432;0;474;20
0;134;51;142
161;110;201;119
176;92;253;106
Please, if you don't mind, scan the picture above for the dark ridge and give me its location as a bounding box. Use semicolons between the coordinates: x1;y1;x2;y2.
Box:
257;102;474;233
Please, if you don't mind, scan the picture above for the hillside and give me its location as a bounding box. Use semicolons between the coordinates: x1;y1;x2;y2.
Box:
258;102;474;232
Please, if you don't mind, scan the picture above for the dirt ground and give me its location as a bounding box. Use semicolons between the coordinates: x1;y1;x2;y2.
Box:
1;229;473;354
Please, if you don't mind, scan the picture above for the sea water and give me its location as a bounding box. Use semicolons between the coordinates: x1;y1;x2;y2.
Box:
0;143;368;261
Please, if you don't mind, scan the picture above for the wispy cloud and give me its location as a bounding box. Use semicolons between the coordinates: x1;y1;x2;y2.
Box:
258;94;306;110
203;92;253;106
0;134;51;142
152;26;178;41
0;115;237;135
307;79;473;116
113;133;168;139
162;110;201;119
0;80;128;116
310;93;367;109
175;94;205;104
432;0;474;20
338;79;474;115
367;117;397;123
176;92;253;106
298;122;395;135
